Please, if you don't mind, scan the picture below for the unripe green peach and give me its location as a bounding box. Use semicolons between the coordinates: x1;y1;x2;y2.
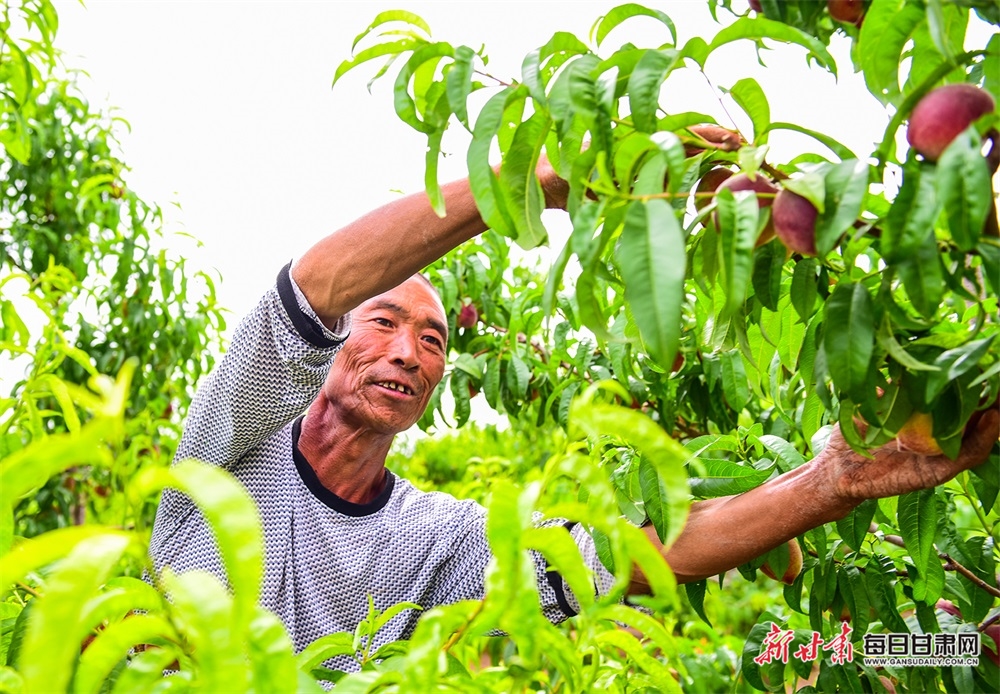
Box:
906;84;995;162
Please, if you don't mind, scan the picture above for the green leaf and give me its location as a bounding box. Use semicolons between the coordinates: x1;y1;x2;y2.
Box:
75;614;179;694
702;17;837;76
298;633;356;673
936;126;992;250
815;159;868;256
424;128;445;217
859;0;926;105
782;172;826;213
898;489;938;583
741;612;785;692
597;629;680;691
468;87;523;236
687;459;771;497
865;555;909;633
684;580;712;625
446;45;475;130
720;351;751;411
569;56;613;154
836;499;876;553
572;402;691;550
333;39;421;87
132;460;264;627
593;3;677;47
638;456;668;543
500;112;551;249
985;34;1000;100
715;188;759;314
482;353;501;409
523;525;595;611
751;240;784;312
449;371;471;428
790;258;818;322
823;282;875;402
18;534;134;694
393;43;454;134
161;570;247;691
925;335;996;402
837;565;872;635
1;418;115;502
506;354;531;399
626;49;680;133
727;78;770;145
247;608;304;693
877;322;940;372
616;199;687;370
350;10;430;51
757;435;806;470
896;230;944;318
764;122;857;160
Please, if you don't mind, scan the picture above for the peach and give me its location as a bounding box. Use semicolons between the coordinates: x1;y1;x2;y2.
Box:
772;189;819;256
760;539;803;585
906;84;995;162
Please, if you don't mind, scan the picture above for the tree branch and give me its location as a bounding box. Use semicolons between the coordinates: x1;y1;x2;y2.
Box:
942;553;1000;600
869;524;1000;600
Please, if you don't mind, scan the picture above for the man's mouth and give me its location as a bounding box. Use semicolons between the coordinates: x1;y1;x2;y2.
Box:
374;380;415;396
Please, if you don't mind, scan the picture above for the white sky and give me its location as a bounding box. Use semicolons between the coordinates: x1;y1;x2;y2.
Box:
52;0;923;328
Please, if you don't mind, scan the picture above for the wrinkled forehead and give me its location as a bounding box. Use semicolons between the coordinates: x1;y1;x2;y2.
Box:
358;275;448;339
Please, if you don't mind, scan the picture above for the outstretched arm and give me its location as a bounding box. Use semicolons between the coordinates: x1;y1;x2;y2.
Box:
631;407;999;589
291;162;568;328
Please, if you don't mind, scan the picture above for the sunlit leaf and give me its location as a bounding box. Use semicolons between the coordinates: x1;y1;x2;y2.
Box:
616;199;686;369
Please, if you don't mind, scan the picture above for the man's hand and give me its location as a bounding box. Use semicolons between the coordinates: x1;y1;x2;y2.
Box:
642;406;998;589
815;407;999;506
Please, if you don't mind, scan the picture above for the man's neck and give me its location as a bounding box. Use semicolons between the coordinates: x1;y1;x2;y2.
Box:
297;398;395;505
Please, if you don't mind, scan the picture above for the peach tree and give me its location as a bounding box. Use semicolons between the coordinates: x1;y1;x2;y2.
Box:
336;0;1000;691
2;1;998;692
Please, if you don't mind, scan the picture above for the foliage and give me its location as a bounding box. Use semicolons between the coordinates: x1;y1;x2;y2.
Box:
1;0;999;693
337;0;1000;691
1;0;226;536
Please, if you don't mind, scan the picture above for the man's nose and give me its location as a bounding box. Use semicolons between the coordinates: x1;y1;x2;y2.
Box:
389;330;419;370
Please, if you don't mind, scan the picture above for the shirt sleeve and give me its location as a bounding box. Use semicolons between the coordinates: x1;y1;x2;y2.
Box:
172;262;351;472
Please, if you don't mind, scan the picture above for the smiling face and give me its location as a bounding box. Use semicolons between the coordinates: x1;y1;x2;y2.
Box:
321;276;448;435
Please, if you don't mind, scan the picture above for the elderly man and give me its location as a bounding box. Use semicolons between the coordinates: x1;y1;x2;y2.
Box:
148;162;999;663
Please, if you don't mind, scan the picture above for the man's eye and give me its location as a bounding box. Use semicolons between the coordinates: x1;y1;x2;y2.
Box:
422;335;443;348
374;317;393;327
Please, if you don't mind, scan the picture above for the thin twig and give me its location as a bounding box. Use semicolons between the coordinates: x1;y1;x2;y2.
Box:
699;70;746;142
16;582;40;598
980;612;1000;633
942;554;1000;600
442;602;484;652
869;524;1000;600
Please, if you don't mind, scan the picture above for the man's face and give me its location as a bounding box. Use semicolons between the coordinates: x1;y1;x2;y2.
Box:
322;276;448;435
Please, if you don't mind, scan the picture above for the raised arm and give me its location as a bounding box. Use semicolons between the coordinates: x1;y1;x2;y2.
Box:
292;162;568;329
633;408;999;588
